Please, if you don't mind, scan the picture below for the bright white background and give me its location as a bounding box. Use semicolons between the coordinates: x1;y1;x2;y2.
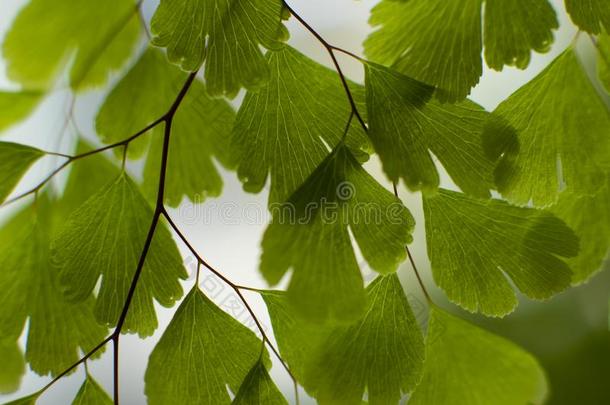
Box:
0;0;598;404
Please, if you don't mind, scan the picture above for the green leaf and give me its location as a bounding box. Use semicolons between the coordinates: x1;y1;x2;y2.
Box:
0;142;44;204
483;0;558;70
261;144;414;322
52;174;187;337
565;0;610;34
0;199;107;376
0;339;25;394
305;274;424;405
410;307;547;405
598;34;610;92
423;189;579;316
150;0;288;96
232;360;288;405
260;291;328;382
145;287;265;405
364;63;493;197
365;0;483;102
262;274;424;404
232;46;369;205
95;48;186;158
2;0;139;90
552;178;610;283
72;375;113;405
2;393;40;405
142;79;236;207
483;49;610;206
0;92;42;133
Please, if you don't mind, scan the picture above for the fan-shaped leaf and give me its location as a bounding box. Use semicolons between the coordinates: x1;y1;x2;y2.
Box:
232;360;288;405
565;0;610;34
72;376;112;405
0;92;42;133
0;142;44;204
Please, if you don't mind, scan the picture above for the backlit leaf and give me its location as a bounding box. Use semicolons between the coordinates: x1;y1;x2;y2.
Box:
565;0;610;34
483;49;610;206
95;48;185;158
150;0;288;96
0;92;42;133
364;63;493;197
261;144;414;322
52;174;187;337
232;46;369;205
598;34;610;92
263;274;424;404
409;307;547;405
0;199;107;376
423;189;578;316
2;0;139;90
365;0;483;102
2;393;40;405
0;142;44;204
72;375;112;405
0;340;24;394
552;177;610;283
232;360;288;405
142;79;236;207
484;0;558;70
145;287;265;405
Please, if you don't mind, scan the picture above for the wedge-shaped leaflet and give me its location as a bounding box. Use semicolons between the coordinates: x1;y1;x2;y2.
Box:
263;274;424;405
0;92;42;133
233;46;369;204
145;287;265;405
96;48;185;158
552;178;610;284
72;375;113;405
142;78;236;207
365;0;482;102
0;200;107;377
0;142;44;204
2;0;139;90
53;174;187;337
409;308;547;405
484;49;610;206
565;0;610;34
261;145;414;322
3;393;39;405
484;0;557;70
599;34;610;92
364;63;493;197
423;189;579;316
150;0;287;96
232;360;288;405
0;340;24;394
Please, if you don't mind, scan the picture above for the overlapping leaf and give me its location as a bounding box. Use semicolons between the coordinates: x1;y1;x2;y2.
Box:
565;0;610;34
552;177;610;283
52;174;187;337
261;145;414;322
409;308;547;405
232;45;369;205
364;63;493;197
262;274;424;404
232;361;288;405
95;48;184;158
365;0;558;101
0;92;42;133
0;200;107;377
483;49;610;206
2;393;39;405
484;0;558;70
0;340;24;394
142;78;236;207
150;0;288;96
0;142;44;204
423;189;579;316
145;287;265;405
2;0;139;90
72;375;113;405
